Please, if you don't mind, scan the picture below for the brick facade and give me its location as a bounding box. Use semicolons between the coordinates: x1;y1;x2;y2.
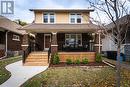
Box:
7;32;23;51
0;31;23;58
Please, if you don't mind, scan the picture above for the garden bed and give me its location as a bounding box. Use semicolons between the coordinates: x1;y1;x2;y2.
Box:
50;62;107;67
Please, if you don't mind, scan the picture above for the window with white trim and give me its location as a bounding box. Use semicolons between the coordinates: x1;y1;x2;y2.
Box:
12;35;20;41
43;13;55;23
65;34;82;45
70;13;82;23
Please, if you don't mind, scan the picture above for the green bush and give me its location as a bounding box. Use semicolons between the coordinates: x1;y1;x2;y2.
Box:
52;53;60;64
96;53;102;63
66;58;73;64
82;58;88;64
74;59;80;64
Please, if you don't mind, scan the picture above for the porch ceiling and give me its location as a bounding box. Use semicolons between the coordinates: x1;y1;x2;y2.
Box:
21;23;99;33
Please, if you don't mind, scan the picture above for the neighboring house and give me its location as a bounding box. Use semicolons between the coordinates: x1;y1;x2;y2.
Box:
0;16;26;59
102;15;130;61
21;8;101;66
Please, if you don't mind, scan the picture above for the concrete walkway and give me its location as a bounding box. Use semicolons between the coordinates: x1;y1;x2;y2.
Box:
0;60;48;87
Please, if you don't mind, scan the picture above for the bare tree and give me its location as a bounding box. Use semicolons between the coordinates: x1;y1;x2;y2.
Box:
88;0;130;86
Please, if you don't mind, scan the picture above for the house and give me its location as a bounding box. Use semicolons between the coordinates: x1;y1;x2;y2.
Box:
0;16;26;59
21;8;101;66
102;15;130;61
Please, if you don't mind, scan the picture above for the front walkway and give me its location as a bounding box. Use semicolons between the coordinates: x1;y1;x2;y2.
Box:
0;60;48;87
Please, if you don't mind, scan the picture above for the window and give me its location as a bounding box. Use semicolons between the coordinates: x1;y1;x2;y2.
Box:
12;35;20;41
50;13;55;23
65;34;82;45
70;13;82;23
43;13;48;23
43;13;55;23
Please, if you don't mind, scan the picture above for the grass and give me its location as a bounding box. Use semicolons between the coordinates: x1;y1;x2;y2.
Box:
0;56;22;85
21;66;130;87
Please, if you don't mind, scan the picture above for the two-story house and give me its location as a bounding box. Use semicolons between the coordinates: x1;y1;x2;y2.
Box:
21;8;101;66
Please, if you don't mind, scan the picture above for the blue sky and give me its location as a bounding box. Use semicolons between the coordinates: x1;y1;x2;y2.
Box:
1;0;130;23
7;0;92;23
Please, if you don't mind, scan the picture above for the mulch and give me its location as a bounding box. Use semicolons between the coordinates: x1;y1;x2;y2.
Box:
50;62;108;67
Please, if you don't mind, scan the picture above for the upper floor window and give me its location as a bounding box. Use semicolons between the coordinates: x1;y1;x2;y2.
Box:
43;13;55;23
70;13;82;23
12;35;20;41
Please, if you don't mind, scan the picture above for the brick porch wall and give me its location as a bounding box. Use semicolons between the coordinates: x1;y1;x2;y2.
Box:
0;50;5;58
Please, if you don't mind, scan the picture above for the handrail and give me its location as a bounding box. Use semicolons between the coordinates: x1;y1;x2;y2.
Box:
23;46;31;63
48;46;51;63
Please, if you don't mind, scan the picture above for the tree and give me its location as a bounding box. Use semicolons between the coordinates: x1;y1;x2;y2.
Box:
14;19;27;26
88;0;130;86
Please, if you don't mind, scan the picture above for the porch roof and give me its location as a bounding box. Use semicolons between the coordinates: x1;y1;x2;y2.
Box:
21;23;99;33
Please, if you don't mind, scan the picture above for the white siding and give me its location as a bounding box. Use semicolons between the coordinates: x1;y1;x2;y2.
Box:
102;34;117;51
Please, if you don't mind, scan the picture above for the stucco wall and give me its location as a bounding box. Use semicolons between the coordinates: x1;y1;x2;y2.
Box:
34;12;90;24
35;12;43;23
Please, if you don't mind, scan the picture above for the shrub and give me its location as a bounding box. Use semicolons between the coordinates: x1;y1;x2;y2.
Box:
74;59;80;64
66;58;73;64
82;58;88;64
52;53;60;64
96;53;102;63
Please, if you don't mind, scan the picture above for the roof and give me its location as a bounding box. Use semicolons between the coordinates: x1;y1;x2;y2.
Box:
0;15;26;35
29;8;94;12
106;15;130;29
21;23;99;33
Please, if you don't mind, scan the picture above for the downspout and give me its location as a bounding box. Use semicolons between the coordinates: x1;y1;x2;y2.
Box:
5;31;9;57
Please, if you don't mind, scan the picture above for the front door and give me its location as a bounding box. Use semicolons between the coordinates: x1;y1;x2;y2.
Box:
44;34;51;50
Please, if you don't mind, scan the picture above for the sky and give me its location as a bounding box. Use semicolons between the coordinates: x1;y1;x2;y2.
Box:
0;0;130;24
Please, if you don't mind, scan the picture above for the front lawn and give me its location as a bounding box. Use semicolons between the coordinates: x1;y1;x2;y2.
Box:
21;67;130;87
0;56;22;84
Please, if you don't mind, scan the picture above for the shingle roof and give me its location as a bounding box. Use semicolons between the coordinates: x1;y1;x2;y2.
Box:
21;23;99;33
106;15;130;29
0;15;26;35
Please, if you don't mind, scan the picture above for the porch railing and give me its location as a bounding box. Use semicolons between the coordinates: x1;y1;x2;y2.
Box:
23;46;31;63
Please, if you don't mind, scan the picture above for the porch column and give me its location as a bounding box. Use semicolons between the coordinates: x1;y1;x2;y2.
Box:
51;32;58;55
94;31;102;53
21;34;29;50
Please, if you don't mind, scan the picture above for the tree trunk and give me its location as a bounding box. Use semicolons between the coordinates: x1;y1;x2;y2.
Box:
116;46;121;87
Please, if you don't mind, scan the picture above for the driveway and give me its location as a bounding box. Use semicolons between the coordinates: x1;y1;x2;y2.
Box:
0;60;48;87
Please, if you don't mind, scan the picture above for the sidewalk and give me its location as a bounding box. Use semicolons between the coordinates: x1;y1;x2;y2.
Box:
103;58;130;70
0;60;48;87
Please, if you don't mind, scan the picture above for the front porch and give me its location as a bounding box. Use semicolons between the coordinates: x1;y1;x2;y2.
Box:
35;33;95;52
21;24;101;65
